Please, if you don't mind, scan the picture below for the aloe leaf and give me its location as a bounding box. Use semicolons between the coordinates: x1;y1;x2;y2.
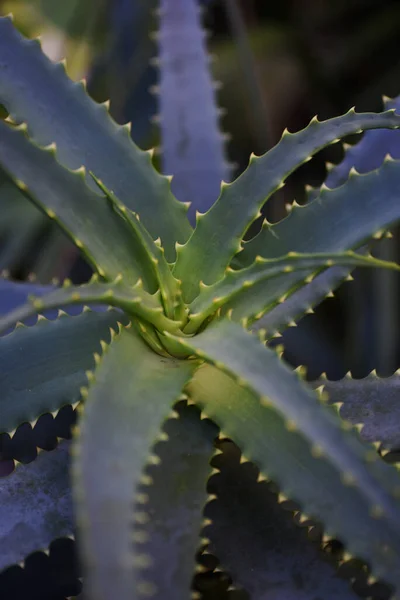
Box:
0;16;191;259
158;0;229;221
91;175;185;320
0;308;125;437
135;401;217;599
72;325;196;600
0;279;53;318
206;439;360;600
173;109;400;300
238;156;400;266
0;441;73;572
0;120;156;287
250;265;351;335
185;251;399;332
0;278;180;336
315;373;400;453
176;321;400;589
324;96;400;188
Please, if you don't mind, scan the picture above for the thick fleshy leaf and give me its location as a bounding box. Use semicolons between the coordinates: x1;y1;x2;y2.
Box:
316;374;400;453
72;325;196;600
0;441;73;572
250;265;351;335
158;0;228;221
238;156;400;266
0;308;125;436
0;16;192;259
324;96;400;189
176;321;400;589
135;401;218;599
185;251;399;332
173;109;400;301
0;278;181;336
0;120;155;287
205;439;360;600
91;176;185;320
0;279;53;318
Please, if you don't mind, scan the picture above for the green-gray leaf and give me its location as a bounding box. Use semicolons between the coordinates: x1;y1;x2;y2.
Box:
0;441;73;572
72;325;196;600
0;308;125;436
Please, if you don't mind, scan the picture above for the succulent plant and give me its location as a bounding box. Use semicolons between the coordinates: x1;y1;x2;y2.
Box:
3;1;400;599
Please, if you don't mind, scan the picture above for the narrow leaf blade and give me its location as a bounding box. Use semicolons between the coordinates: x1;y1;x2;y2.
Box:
0;442;73;572
0;16;192;259
72;326;196;600
0;309;125;436
174;109;400;300
158;0;228;220
0;120;154;286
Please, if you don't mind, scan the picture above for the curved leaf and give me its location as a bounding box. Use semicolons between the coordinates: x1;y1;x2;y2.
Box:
238;156;400;266
136;401;217;599
72;325;196;600
173;109;400;300
316;373;400;453
250;265;351;335
176;321;400;589
0;16;191;259
0;120;155;287
205;439;360;600
185;251;399;332
0;278;181;336
158;0;228;221
91;175;185;320
0;308;125;436
0;441;73;572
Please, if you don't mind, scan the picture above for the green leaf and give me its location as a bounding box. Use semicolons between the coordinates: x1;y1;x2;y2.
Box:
250;265;351;336
0;308;125;437
91;175;185;320
176;321;400;589
0;120;156;287
185;251;399;332
0;277;181;336
0;16;192;260
0;441;73;572
315;373;400;453
135;401;217;599
173;109;400;301
71;325;197;600
205;439;360;600
238;157;400;266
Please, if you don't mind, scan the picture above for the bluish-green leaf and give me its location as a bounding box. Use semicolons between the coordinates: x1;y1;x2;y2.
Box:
316;373;400;453
173;109;400;301
0;308;125;436
0;441;73;572
239;157;400;266
0;278;181;336
185;251;399;332
135;401;217;599
177;321;400;589
205;439;360;600
158;0;228;221
0;16;192;260
72;325;196;600
0;120;155;287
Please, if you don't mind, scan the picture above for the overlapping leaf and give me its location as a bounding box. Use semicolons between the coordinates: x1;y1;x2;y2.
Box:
174;109;400;300
0;15;191;259
72;325;196;600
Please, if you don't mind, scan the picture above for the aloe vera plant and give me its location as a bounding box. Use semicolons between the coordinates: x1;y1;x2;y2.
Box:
3;2;400;598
